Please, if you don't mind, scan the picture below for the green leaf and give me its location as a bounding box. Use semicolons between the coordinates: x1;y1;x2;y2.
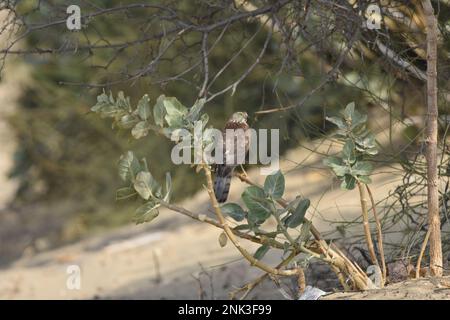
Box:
118;151;141;182
285;198;310;228
220;203;246;222
131;121;150;139
163;97;188;127
264;170;285;199
133;171;159;200
323;156;342;166
355;133;376;150
116;187;137;200
242;186;272;222
343;102;355;120
218;232;228;247
351;111;367;129
326;116;346;129
352;161;373;176
137;94;151;120
342;140;356;163
253;244;270;260
341;174;357;190
134;201;160;224
164;97;188;116
324;157;348;177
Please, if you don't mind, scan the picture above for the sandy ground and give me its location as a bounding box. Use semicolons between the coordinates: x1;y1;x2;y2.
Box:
324;277;450;300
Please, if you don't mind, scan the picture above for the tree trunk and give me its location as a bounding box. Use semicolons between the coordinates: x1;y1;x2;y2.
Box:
422;0;443;277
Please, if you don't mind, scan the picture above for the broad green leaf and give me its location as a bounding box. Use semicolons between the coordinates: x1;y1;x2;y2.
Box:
355;133;376;150
242;186;272;222
351;111;367;129
332;165;349;177
137;94;151;120
134;201;160;224
131;121;150;139
165;114;183;128
253;244;270;260
351;161;373;176
323;156;343;166
324;157;348;177
220;203;246;222
285;198;310;228
218;232;228;247
264;170;285;199
116;187;137;200
164;97;188;116
326;116;346;129
343;102;355;120
164;97;187;127
133;171;159;200
341;174;357;190
153;95;166;127
342;140;356;163
118;151;141;182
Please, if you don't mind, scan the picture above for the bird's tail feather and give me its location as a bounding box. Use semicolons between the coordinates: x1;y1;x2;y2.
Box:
213;166;234;203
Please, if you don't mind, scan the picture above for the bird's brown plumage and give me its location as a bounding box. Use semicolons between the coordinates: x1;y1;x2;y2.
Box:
213;112;250;203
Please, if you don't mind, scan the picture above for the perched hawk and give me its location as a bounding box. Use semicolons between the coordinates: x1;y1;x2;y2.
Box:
213;112;250;203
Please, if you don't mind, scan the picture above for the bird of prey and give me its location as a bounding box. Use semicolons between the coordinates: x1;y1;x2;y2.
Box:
213;112;250;203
